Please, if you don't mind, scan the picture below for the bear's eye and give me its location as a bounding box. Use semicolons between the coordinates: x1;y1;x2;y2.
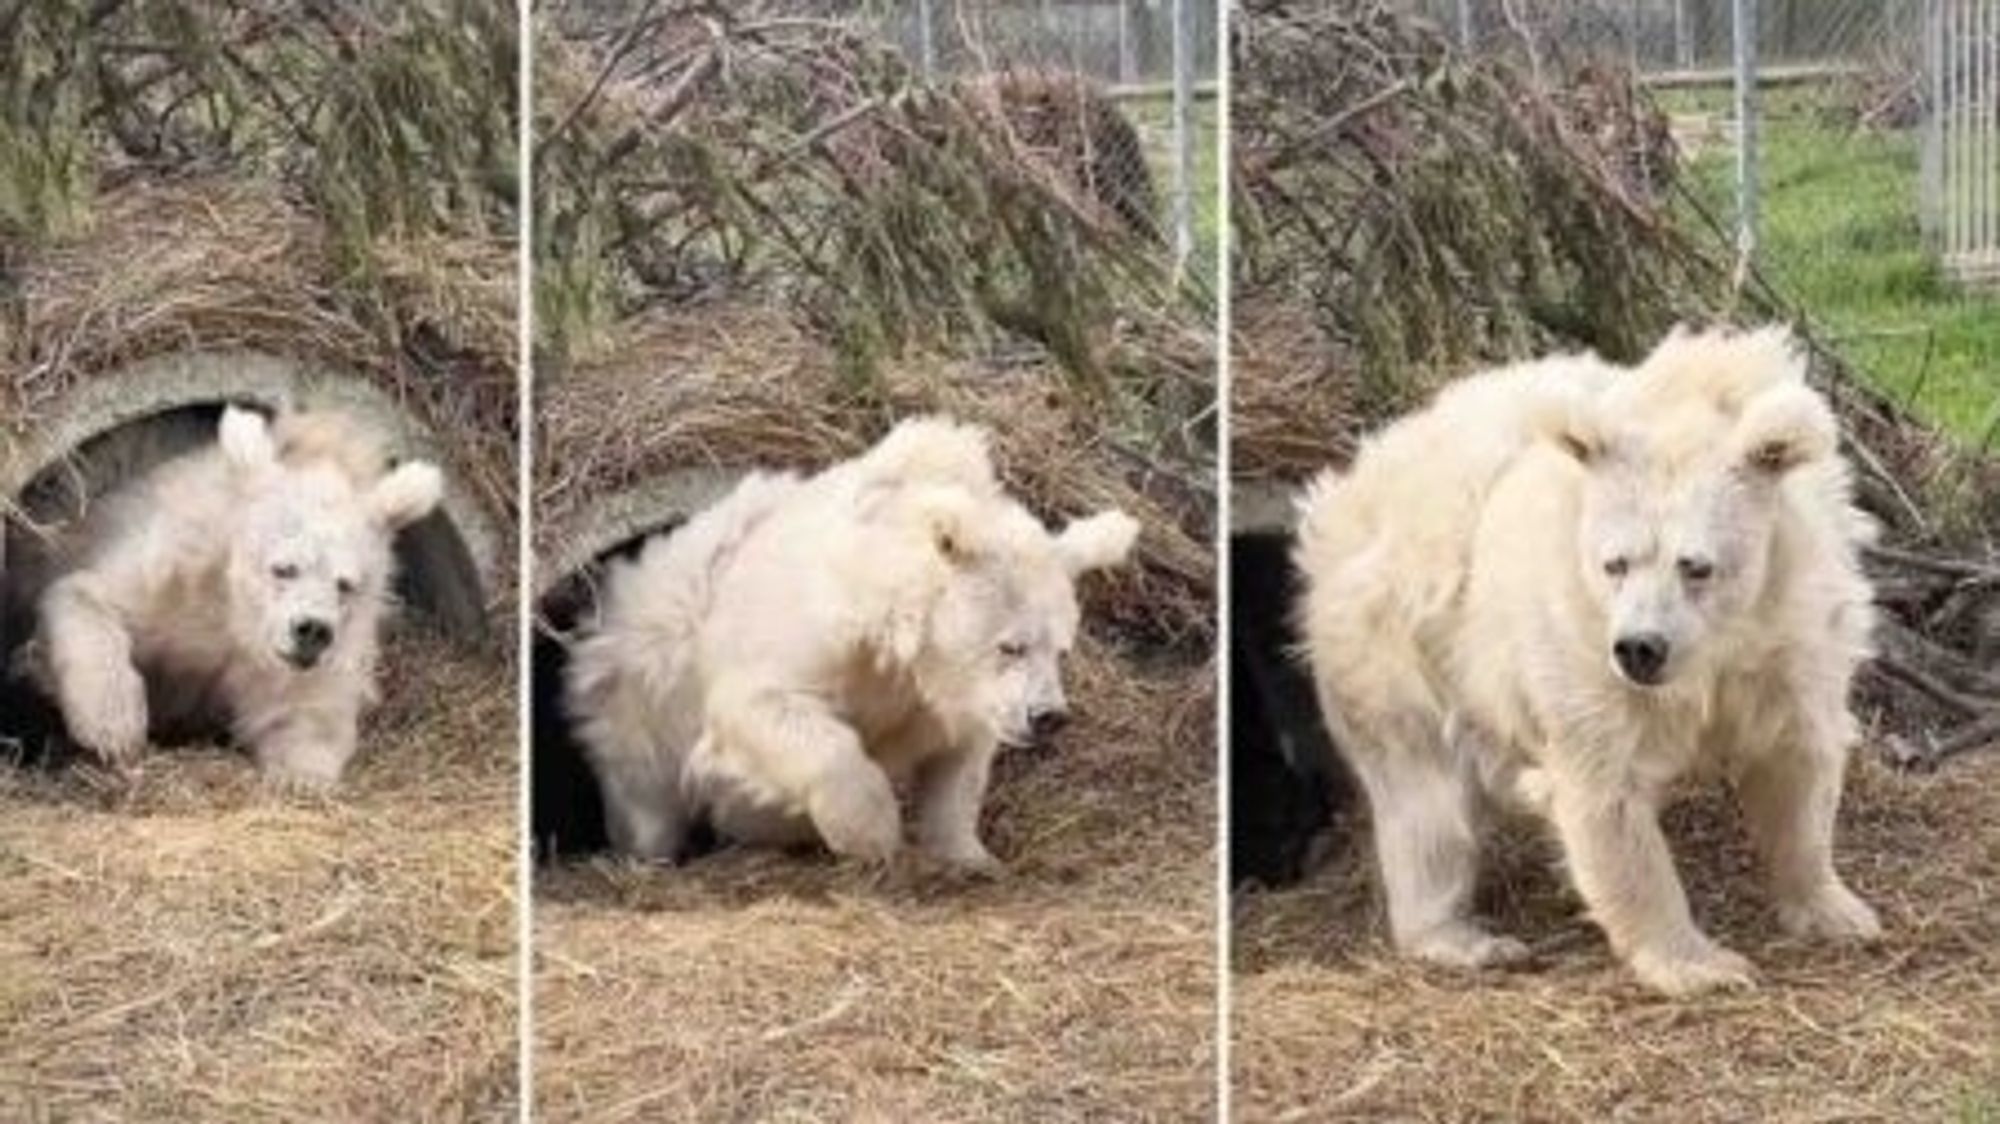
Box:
1678;557;1716;582
336;578;358;598
997;641;1029;660
1602;557;1629;578
271;563;299;581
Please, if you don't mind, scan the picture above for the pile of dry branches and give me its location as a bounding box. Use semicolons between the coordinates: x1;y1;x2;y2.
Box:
535;301;1215;649
1232;0;1710;444
533;1;1215;648
1232;0;2000;762
533;0;1197;408
0;0;518;518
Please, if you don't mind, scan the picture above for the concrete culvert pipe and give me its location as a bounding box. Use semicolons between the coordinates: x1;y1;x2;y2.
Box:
531;468;742;862
1228;481;1353;890
0;351;502;756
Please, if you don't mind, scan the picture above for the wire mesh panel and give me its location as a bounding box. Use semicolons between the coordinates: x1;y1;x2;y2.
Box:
1385;0;2000;448
1927;0;2000;285
1411;0;1911;71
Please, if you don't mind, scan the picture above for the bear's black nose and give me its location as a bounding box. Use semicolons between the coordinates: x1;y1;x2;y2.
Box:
1029;708;1070;743
290;618;334;666
1613;633;1670;685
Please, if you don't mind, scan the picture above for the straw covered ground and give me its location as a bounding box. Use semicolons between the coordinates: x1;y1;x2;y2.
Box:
0;631;518;1121
1233;751;2000;1122
535;642;1216;1122
533;303;1218;1121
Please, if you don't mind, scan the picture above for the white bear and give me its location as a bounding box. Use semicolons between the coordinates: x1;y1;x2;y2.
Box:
565;416;1140;868
34;406;443;789
1296;326;1881;995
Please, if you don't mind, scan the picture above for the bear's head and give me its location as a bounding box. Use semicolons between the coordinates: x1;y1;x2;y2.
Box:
894;484;1139;750
1538;328;1841;690
215;406;444;674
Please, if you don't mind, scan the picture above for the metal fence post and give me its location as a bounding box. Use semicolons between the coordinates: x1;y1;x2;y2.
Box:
1172;0;1194;280
917;0;936;77
1676;0;1692;69
1118;0;1135;83
1733;0;1760;267
1457;0;1474;48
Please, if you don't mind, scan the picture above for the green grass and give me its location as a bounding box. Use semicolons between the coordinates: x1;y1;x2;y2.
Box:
1673;85;2000;443
1125;94;1221;292
1961;1086;2000;1124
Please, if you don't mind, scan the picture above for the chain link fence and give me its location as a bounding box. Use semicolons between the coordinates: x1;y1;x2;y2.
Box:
1407;0;2000;456
869;1;1220;286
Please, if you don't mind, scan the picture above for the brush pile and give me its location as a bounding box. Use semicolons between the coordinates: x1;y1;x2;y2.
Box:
1231;0;2000;764
533;0;1215;644
533;0;1202;403
0;0;519;521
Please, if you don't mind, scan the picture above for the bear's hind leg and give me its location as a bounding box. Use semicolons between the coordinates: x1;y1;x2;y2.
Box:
591;750;693;862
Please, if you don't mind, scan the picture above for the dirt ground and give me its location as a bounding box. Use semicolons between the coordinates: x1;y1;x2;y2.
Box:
1232;748;2000;1123
0;632;518;1121
532;644;1217;1123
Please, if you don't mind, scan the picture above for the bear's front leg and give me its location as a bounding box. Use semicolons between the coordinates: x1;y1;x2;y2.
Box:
1547;775;1756;996
1735;735;1881;942
41;574;150;766
250;704;360;793
706;682;900;862
914;739;1001;872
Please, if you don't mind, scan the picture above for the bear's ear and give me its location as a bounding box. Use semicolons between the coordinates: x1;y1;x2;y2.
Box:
1055;510;1139;577
908;485;986;566
1731;384;1836;477
367;461;445;530
218;406;276;471
1529;388;1610;466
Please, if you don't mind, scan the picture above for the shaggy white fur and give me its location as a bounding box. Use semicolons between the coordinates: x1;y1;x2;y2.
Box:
34;406;442;788
1296;326;1881;995
565;416;1139;866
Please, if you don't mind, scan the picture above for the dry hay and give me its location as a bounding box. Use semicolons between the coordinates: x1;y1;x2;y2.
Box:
535;299;1214;648
0;629;518;1121
1232;750;2000;1122
534;641;1216;1122
2;175;518;531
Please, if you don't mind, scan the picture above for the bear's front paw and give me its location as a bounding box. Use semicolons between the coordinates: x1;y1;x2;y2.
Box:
924;837;1003;876
1628;938;1757;996
808;771;901;862
66;671;149;766
258;757;344;797
1777;882;1882;942
1405;922;1530;969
